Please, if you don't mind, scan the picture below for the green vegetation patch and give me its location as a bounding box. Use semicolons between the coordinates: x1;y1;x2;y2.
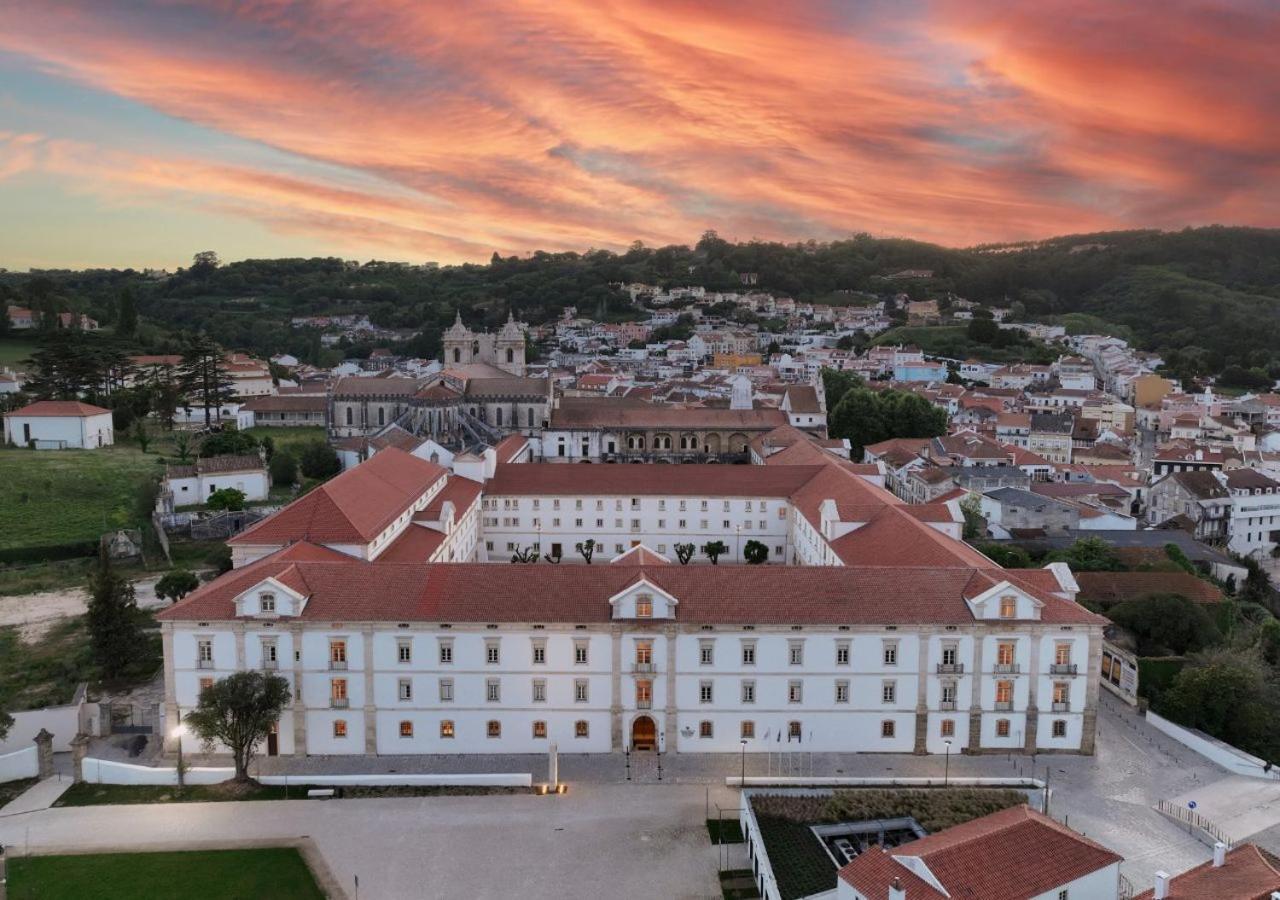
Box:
0;337;39;368
0;776;39;809
751;788;1027;900
707;817;745;844
4;848;324;900
0;445;161;555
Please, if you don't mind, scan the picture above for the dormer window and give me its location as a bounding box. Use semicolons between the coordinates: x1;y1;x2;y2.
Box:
636;596;653;618
999;596;1017;619
261;593;276;613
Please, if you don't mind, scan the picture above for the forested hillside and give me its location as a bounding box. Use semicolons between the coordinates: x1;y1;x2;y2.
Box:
2;227;1278;379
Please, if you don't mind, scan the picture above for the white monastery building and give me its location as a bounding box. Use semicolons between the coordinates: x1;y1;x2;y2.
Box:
158;427;1105;760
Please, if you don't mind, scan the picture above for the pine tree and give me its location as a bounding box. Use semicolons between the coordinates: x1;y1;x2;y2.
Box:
86;549;146;681
178;333;235;426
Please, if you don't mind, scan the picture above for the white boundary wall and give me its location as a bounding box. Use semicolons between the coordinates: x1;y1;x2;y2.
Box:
0;696;83;754
0;747;39;783
1146;711;1280;780
79;758;530;788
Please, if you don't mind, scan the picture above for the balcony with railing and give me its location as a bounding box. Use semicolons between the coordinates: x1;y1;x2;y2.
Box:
993;663;1020;674
262;658;279;670
330;697;349;709
329;660;348;671
1050;663;1078;675
197;658;214;670
936;663;964;674
633;662;654;674
636;698;652;710
994;700;1014;711
939;700;956;711
1052;701;1070;712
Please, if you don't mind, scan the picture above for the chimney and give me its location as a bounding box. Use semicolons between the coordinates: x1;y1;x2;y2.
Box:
1153;871;1171;900
888;876;906;900
1214;841;1227;867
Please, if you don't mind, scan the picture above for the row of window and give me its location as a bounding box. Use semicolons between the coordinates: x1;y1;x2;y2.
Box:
196;638;1074;670
487;498;774;513
485;518;774;532
330;719;592;740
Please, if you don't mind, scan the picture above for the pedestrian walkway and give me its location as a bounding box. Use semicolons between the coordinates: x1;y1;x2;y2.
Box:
1168;777;1280;845
0;776;72;818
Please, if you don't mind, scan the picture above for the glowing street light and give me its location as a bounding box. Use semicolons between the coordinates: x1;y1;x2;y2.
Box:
943;738;953;787
172;717;188;790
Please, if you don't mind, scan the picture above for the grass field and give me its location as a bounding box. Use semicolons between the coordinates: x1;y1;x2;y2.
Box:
5;849;325;900
0;611;160;709
245;425;326;457
0;336;38;368
0;444;163;552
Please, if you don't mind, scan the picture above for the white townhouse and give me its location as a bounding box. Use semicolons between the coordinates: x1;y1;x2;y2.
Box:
3;400;114;449
158;546;1103;760
1223;469;1280;559
163;454;271;505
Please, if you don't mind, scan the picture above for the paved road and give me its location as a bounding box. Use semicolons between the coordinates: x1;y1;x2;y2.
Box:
5;693;1274;899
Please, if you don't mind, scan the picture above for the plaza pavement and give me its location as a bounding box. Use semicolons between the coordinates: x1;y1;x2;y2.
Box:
2;693;1274;898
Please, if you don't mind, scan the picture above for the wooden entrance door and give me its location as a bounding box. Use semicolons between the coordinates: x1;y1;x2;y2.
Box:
631;715;657;751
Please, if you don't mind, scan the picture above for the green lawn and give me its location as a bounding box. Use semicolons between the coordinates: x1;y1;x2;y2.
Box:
245;425;326;457
0;444;163;554
5;849;325;900
0;336;39;368
54;782;292;806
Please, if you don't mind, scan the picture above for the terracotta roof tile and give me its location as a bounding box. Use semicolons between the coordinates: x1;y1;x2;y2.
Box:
1134;843;1280;899
6;400;110;417
228;447;445;546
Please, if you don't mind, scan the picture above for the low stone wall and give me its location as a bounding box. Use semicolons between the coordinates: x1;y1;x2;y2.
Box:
1146;711;1279;780
78;757;531;788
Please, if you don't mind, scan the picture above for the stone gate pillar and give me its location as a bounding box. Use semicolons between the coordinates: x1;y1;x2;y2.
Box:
33;728;55;779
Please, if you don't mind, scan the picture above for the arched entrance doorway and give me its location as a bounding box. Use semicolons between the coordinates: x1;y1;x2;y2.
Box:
631;715;657;751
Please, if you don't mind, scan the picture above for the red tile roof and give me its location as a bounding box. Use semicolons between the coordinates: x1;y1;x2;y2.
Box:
6;400;111;417
840;805;1121;900
1134;843;1280;899
228;448;445;546
157;560;1105;626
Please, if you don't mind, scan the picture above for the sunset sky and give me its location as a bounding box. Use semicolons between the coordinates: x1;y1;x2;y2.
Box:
1;1;1277;269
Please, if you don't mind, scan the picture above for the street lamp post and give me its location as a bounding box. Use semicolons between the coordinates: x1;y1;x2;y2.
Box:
943;738;952;787
740;739;748;788
172;715;187;790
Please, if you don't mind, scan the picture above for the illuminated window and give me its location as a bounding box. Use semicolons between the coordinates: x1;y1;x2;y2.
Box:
740;721;755;739
399;721;413;738
440;720;455;738
533;721;547;739
999;596;1017;618
487;720;501;738
940;719;955;738
635;596;653;618
333;720;347;738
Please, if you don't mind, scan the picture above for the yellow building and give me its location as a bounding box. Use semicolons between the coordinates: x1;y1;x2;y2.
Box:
712;351;763;369
1132;374;1174;409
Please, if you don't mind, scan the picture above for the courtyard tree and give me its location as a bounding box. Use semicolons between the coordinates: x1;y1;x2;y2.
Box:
206;488;246;511
299;440;341;480
268;450;297;487
701;540;729;565
511;546;540;563
184;671;291;783
1107;593;1220;656
156;569;201;604
576;538;596;564
674;543;696;565
743;540;769;565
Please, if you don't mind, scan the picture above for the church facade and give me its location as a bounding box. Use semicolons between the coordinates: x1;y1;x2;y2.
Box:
442;312;527;376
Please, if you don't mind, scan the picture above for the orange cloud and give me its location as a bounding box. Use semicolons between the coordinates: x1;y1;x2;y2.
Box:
0;1;1276;263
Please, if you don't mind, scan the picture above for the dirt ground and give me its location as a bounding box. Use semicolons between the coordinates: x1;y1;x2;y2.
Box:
0;574;172;641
